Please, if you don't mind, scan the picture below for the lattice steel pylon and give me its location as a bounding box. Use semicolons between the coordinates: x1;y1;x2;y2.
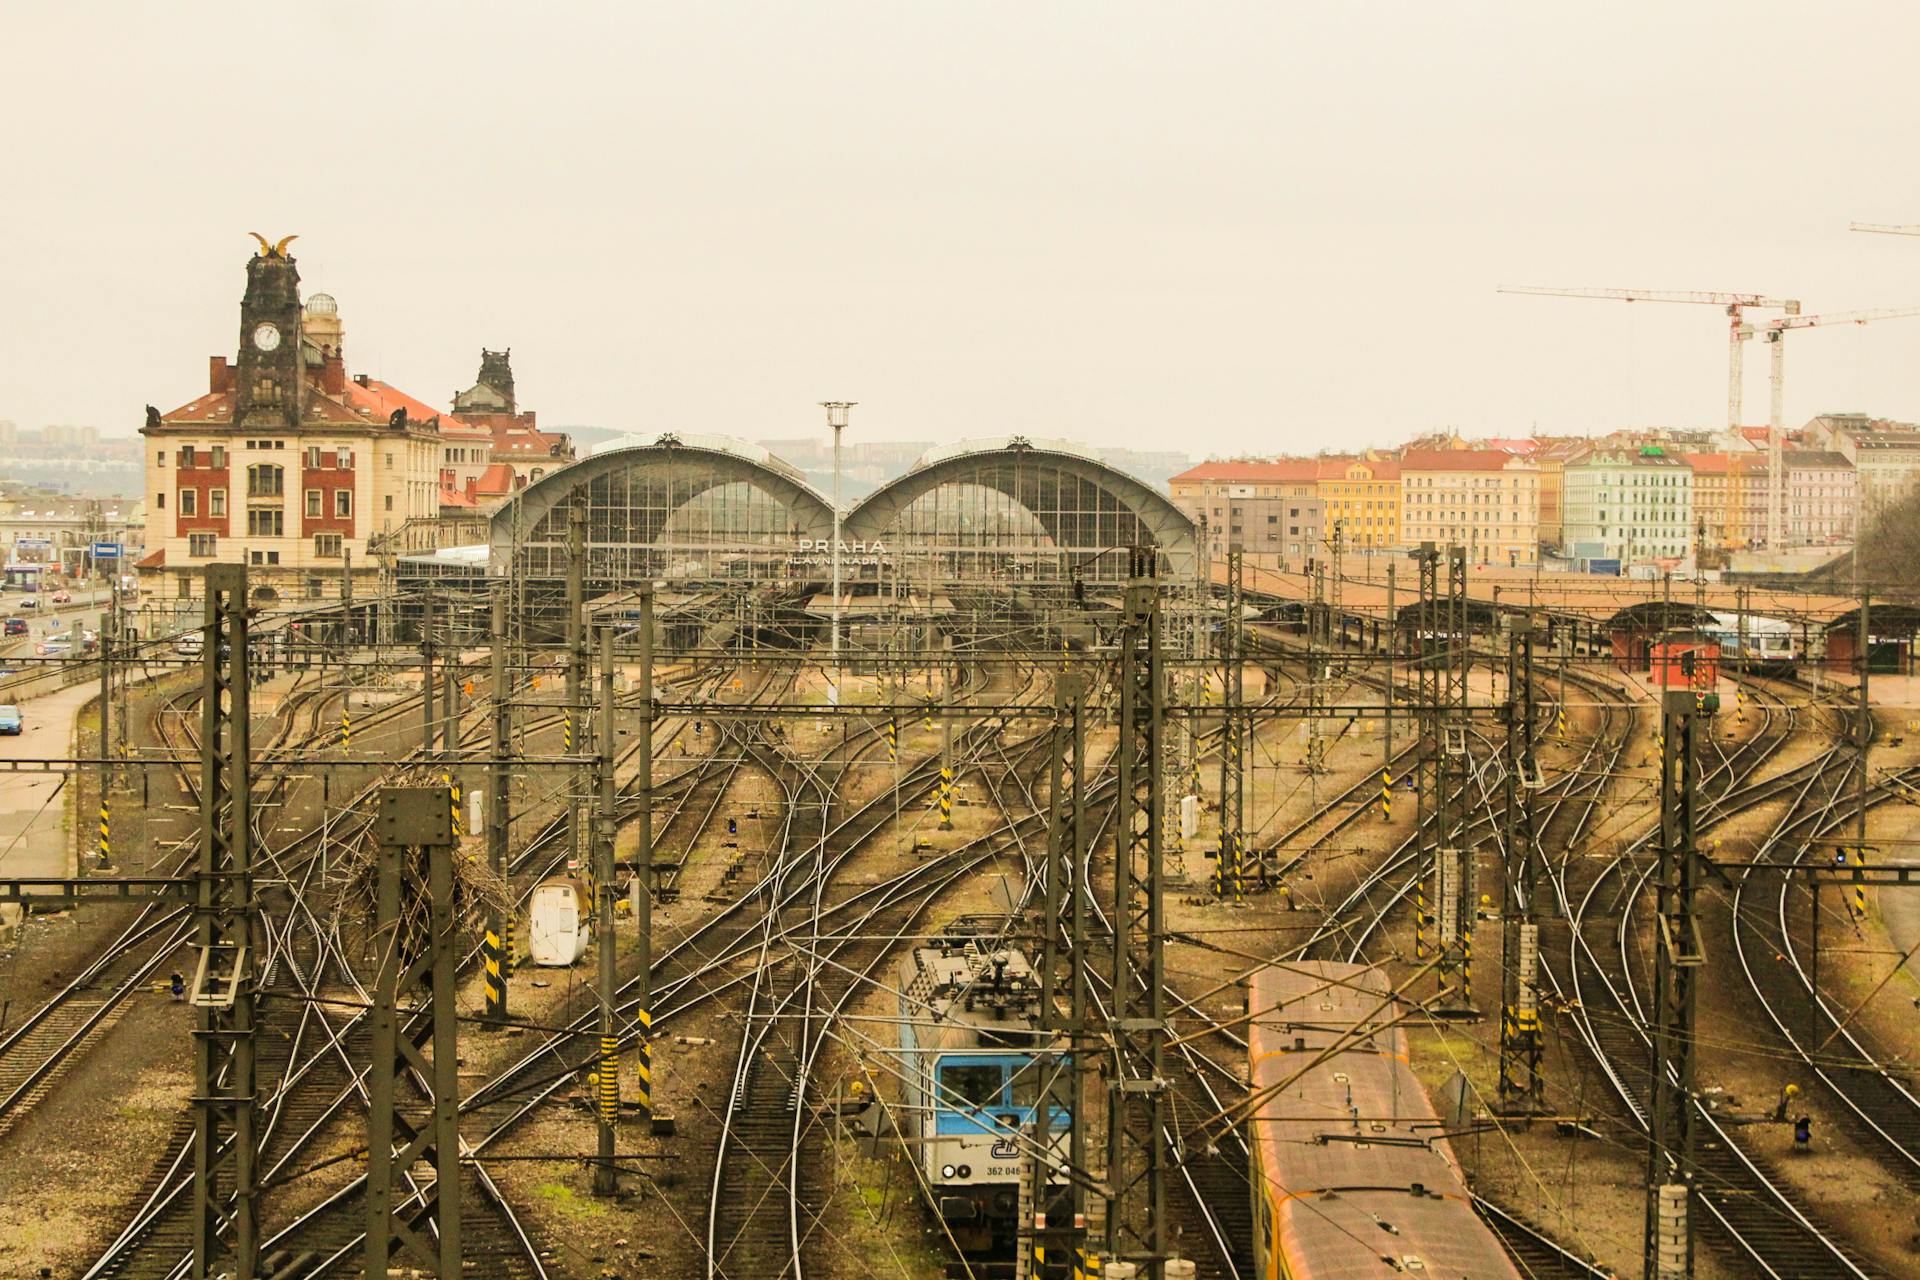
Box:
1105;546;1170;1276
1499;614;1545;1110
191;563;260;1280
1305;557;1327;776
485;585;511;1022
1162;557;1198;854
1644;690;1701;1280
1435;545;1475;1013
1034;671;1089;1277
1412;542;1441;969
1216;545;1245;899
365;786;462;1278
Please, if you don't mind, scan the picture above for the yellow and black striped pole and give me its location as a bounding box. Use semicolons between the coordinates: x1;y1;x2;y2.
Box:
1854;847;1868;918
598;1035;620;1125
1557;706;1567;743
445;771;462;840
564;709;574;754
97;793;111;868
885;718;897;762
482;927;506;1019
1380;766;1392;822
340;708;351;751
635;1006;653;1115
938;764;954;829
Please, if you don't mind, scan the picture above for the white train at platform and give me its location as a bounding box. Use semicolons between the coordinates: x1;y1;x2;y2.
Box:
1699;610;1802;675
891;918;1065;1259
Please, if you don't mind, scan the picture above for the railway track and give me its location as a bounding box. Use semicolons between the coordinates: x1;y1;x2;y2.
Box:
1543;677;1899;1278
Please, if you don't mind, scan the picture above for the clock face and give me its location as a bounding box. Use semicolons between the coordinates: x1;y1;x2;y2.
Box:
252;322;281;352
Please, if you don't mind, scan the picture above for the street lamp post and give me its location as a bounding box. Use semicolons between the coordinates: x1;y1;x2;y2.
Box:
820;401;856;703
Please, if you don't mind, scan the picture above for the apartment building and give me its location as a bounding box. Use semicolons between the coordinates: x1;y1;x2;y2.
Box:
1806;413;1920;523
1315;456;1400;548
1561;445;1694;568
1168;459;1320;560
1781;450;1856;545
1681;453;1735;564
1529;437;1590;550
1398;449;1540;567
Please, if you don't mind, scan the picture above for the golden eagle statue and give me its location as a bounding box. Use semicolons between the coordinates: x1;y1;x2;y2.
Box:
248;232;298;259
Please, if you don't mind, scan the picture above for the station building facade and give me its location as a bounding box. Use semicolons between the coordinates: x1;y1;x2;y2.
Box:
137;242;556;604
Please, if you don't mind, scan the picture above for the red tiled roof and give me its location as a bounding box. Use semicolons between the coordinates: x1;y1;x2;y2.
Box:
345;379;457;429
438;484;478;509
470;463;516;496
1171;459;1321;484
1314;456;1402;481
1681;452;1730;475
160;392;235;424
135;548;165;569
490;424;565;455
1400;448;1526;472
301;394;365;425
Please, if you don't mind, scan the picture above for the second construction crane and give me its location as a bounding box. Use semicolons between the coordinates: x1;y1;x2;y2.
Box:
1741;306;1920;547
1497;285;1800;429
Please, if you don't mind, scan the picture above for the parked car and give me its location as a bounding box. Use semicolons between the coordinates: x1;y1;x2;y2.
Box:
35;639;70;657
3;618;25;636
0;706;20;735
175;632;204;657
15;597;39;609
50;590;71;604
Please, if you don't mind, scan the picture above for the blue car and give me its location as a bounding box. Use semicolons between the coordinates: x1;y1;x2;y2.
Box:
0;705;21;735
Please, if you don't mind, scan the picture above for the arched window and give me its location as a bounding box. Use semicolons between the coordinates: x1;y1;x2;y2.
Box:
248;463;284;498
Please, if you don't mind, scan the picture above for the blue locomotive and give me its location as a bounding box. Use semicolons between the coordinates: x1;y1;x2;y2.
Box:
893;918;1065;1258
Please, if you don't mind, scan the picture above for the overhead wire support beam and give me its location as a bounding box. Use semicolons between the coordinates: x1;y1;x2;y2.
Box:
365;786;463;1279
484;585;512;1023
1105;545;1170;1276
1498;613;1545;1112
190;562;261;1280
593;622;621;1194
1644;689;1702;1280
1034;669;1089;1275
1216;544;1245;900
1433;544;1476;1015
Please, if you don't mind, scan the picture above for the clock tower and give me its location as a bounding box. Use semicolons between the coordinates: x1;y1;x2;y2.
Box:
234;239;305;430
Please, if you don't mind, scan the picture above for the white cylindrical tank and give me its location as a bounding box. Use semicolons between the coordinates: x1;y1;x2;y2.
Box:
526;876;591;966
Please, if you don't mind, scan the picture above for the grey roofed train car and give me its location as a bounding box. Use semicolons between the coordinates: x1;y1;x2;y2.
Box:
1246;960;1523;1279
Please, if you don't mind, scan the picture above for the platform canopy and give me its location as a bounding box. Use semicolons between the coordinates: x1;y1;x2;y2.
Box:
840;436;1198;586
488;432;837;584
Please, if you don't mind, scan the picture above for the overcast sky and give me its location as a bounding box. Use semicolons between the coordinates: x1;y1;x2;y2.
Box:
4;3;1919;456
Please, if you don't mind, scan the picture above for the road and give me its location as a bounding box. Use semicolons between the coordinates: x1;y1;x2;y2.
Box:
0;589;112;665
